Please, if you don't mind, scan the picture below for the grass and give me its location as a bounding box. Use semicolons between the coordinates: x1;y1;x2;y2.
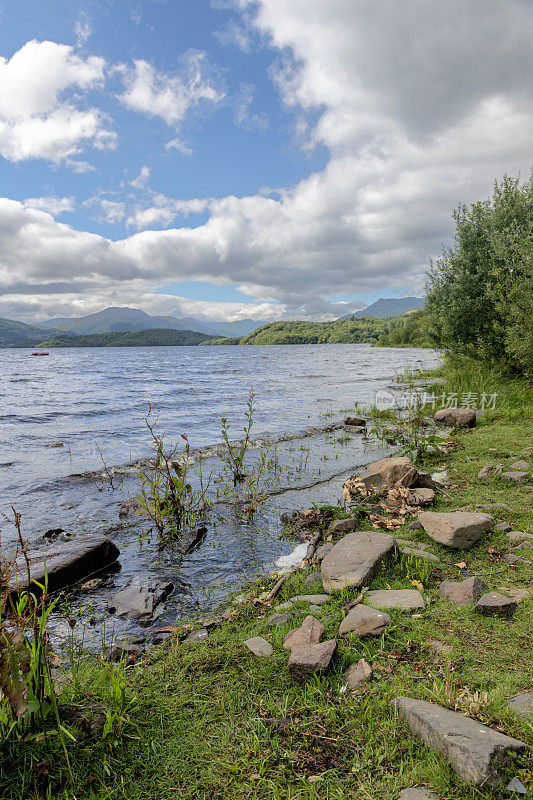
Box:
1;357;532;799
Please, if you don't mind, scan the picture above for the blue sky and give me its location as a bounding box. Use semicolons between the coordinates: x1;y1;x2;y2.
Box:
0;0;532;322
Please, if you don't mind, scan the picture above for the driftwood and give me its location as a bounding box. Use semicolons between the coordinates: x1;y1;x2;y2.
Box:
266;530;323;602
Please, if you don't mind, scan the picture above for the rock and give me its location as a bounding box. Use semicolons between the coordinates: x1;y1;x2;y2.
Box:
501;471;529;484
305;572;323;590
391;696;527;786
344;416;366;426
418;511;493;548
438;576;489;607
477;466;493;479
329;518;358;533
357;456;418;493
507;777;528;795
507;531;533;542
504;553;532;566
267;612;293;627
104;639;145;662
434;407;476;427
510;460;529;470
364;588;425;612
407;520;424;531
308;605;322;615
503;588;529;603
321;531;396;594
289;594;330;605
399;547;440;564
288;639;337;684
398;790;439;800
345;658;372;689
173;526;208;554
512;541;533;550
314;542;334;561
244;636;274;658
507;691;533;719
283;616;324;651
280;511;298;524
412;472;437;490
396;539;429;550
473;592;517;617
494;521;511;532
478;502;515;513
46;441;64;448
338;604;391;637
8;535;120;596
119;497;143;518
426;639;453;658
409;488;435;506
273;601;294;612
108;581;173;622
184;629;209;643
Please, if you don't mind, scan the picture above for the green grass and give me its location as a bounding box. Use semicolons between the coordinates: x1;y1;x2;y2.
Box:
1;357;532;799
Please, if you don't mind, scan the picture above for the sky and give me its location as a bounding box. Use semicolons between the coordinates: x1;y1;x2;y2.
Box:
0;0;532;323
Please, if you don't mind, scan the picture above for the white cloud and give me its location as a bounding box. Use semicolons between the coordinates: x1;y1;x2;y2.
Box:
130;165;151;188
24;195;75;215
74;13;92;46
0;40;115;163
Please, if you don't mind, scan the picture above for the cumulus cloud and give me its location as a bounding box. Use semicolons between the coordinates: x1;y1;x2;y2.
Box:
24;195;75;215
0;40;115;163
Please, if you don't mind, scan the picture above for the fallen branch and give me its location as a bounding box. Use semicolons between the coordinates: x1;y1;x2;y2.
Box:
266;567;299;602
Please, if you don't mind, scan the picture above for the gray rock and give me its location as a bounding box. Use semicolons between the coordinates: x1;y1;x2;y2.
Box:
494;521;511;532
418;511;493;548
184;628;209;643
329;518;358;533
8;534;120;596
507;777;528;795
507;691;533;719
392;696;527;786
398;790;439;800
510;460;529;470
400;547;439;564
290;594;330;605
501;471;529;484
46;441;64;448
305;572;323;590
477;465;493;479
321;531;396;593
288;639;337;684
507;531;533;542
409;488;436;506
438;576;489;607
357;456;418;493
473;592;517;617
283;615;324;651
504;553;532;566
267;612;293;627
338;604;391;637
173;526;208;554
119;497;143;518
345;658;372;689
244;636;274;658
407;520;424;531
344;416;366;426
504;588;530;603
396;538;430;550
434;407;476;427
273;601;294;612
478;502;515;513
365;588;425;612
314;542;334;561
108;580;173;622
512;541;533;550
104;640;145;662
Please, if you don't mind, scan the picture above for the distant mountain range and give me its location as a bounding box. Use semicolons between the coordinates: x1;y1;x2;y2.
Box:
37;307;262;338
0;316;67;346
341;297;425;319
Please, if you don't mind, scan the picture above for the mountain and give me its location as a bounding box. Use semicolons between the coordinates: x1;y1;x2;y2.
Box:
35;329;217;348
38;307;262;338
0;316;69;346
340;297;425;319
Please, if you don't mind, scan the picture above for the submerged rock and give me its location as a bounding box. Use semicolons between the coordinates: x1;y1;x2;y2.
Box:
107;580;173;622
173;526;208;554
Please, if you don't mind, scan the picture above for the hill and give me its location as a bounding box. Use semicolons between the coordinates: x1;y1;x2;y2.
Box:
35;329;216;348
0;316;69;346
209;316;395;345
343;297;425;319
38;306;262;338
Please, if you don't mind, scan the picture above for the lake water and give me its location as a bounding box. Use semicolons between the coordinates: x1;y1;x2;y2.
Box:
0;344;441;646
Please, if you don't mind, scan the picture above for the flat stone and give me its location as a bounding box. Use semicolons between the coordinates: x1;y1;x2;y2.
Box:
290;594;330;605
409;488;435;506
478;502;515;513
308;605;322;614
321;531;396;594
504;553;532;566
398;790;439;800
396;539;430;550
494;521;511;532
510;460;529;470
329;518;358;533
184;629;209;643
439;576;489;607
8;534;120;596
344;416;366;426
507;777;528;795
345;658;372;689
244;636;273;658
502;588;529;603
434;407;476;427
314;542;334;561
507;691;533;719
501;471;529;483
288;639;337;684
267;612;293;627
513;541;533;550
283;615;324;651
107;580;173;622
305;572;323;590
418;511;493;548
273;601;294;612
507;531;533;542
392;696;527;786
338;604;391;637
400;547;439;564
473;592;517;617
357;456;418;493
477;466;493;479
365;588;425;612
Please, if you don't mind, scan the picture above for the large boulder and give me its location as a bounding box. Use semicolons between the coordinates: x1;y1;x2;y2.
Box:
321;531;396;593
434;408;476;427
418;511;493;548
108;580;173;622
392;697;526;786
8;535;120;595
357;457;418;493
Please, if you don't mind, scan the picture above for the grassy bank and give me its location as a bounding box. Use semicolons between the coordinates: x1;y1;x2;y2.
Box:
1;358;532;799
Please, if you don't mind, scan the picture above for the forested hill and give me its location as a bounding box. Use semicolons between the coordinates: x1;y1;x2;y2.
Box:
32;329;217;348
208;316;406;345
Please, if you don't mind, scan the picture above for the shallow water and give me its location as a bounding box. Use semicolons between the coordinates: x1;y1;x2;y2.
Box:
0;343;441;646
